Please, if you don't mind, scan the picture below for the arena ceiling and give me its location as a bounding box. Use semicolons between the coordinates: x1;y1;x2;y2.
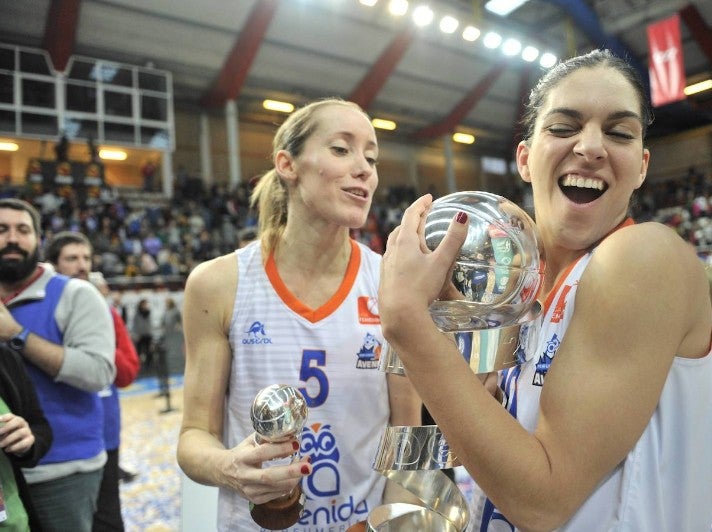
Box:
2;0;712;158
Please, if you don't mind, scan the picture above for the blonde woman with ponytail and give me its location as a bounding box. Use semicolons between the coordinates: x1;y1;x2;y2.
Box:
178;99;420;531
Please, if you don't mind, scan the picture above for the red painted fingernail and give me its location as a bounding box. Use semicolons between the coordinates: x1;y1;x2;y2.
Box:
301;465;310;475
292;441;299;451
305;455;311;463
456;212;468;224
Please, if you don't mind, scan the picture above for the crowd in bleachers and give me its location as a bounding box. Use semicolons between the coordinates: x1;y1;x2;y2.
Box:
1;165;710;282
1;175;257;281
637;167;712;259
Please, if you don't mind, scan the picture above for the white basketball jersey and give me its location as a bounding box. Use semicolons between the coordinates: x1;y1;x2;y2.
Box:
470;250;712;531
218;240;390;531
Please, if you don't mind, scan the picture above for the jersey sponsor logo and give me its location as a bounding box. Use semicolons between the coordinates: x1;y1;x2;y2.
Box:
357;296;380;324
242;320;272;344
532;333;559;386
297;423;370;527
550;283;575;323
355;332;382;369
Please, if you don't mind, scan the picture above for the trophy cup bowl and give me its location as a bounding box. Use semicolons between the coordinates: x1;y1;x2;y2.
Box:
424;191;542;333
249;384;308;530
251;384;308;443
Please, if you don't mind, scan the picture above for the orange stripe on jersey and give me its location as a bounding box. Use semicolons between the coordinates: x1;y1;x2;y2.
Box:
543;257;582;316
266;239;362;323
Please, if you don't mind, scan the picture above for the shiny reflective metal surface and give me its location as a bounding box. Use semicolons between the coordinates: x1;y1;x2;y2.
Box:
250;384;308;443
424;191;542;333
457;300;541;372
372;425;461;471
378;342;405;376
375;470;469;531
366;501;459;532
380;301;541;376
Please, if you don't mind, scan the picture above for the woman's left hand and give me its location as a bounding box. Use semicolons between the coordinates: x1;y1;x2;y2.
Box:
0;413;35;456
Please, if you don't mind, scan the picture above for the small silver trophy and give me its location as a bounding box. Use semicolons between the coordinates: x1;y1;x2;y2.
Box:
249;384;308;530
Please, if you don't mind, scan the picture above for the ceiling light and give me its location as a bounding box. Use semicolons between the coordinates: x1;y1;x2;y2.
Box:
502;38;522;56
263;99;294;113
439;15;459;34
372;118;397;131
412;5;434;27
521;46;539;62
539;52;557;69
684;79;712;96
359;0;378;6
0;142;19;152
462;25;481;42
484;0;531;17
483;32;502;49
99;149;127;161
388;0;408;16
453;132;475;144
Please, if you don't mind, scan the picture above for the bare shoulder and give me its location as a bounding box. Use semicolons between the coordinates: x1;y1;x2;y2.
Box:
184;252;239;326
186;252;238;295
596;221;704;281
586;221;711;355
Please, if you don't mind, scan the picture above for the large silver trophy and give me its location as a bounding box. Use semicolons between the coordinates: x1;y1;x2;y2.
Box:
370;191;543;531
249;384;308;530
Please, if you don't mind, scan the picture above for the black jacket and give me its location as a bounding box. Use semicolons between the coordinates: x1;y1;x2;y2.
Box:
0;345;53;531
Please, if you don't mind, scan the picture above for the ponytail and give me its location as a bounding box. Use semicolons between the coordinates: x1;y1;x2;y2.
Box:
250;168;287;253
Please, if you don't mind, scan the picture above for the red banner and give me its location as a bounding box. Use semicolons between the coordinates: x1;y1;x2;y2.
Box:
647;13;686;107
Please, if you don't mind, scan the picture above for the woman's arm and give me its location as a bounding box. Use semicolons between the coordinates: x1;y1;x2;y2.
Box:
176;254;309;503
379;198;711;530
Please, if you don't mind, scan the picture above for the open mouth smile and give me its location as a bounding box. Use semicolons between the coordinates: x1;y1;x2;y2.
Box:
559;174;607;204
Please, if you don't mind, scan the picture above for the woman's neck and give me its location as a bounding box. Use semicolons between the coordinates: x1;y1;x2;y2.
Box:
276;224;351;275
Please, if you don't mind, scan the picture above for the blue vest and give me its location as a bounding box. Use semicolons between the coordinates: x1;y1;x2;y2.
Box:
10;275;104;464
100;384;120;450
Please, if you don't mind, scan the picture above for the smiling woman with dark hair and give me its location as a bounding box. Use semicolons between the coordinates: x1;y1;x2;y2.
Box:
379;49;712;531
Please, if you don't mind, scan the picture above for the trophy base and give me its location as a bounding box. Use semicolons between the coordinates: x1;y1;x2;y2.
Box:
250;486;305;530
345;521;368;532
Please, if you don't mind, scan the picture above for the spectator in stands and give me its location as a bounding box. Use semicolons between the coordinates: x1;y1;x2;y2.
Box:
138;251;159;276
160;297;182;380
141;230;163;257
0;199;114;531
54;133;69;163
45;231;140;532
141;159;157;192
123;255;139;277
131;298;154;369
0;174;18;199
87;136;99;164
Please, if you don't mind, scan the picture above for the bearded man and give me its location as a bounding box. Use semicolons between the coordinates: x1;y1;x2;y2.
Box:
0;198;115;532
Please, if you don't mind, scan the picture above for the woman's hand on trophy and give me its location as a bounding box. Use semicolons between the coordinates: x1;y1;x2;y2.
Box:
219;433;311;504
381;195;468;339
